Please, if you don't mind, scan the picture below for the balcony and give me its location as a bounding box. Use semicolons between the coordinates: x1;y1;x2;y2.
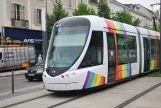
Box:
11;19;29;29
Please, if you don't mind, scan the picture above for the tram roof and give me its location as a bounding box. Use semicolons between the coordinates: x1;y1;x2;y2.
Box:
62;15;160;38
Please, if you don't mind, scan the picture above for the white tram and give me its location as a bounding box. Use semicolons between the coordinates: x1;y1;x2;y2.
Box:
43;16;160;91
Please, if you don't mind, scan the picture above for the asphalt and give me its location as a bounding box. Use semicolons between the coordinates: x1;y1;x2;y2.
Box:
0;74;42;94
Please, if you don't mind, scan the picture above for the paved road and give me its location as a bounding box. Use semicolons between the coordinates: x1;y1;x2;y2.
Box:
0;74;42;94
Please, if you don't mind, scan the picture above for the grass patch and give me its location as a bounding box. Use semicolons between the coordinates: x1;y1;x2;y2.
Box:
146;71;161;77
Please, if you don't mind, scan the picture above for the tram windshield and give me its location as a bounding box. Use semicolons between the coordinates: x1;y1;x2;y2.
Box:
47;17;90;68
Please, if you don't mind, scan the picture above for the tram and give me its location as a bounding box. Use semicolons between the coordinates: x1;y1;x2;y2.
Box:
43;15;160;91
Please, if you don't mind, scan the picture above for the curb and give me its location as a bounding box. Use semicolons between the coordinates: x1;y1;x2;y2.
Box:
0;73;25;78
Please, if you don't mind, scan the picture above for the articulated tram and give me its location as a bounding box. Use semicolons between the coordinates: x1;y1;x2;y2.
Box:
43;16;160;91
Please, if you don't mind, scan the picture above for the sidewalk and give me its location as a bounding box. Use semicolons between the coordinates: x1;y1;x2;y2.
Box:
0;70;26;77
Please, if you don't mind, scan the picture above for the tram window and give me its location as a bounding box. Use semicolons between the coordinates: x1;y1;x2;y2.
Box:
127;36;137;63
0;52;2;60
151;39;156;59
79;31;103;68
117;34;128;65
107;33;115;66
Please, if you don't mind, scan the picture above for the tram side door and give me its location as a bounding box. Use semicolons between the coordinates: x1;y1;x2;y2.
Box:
143;38;150;72
107;33;116;83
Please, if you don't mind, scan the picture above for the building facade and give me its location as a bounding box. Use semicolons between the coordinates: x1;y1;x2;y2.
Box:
0;0;157;35
109;0;153;28
0;0;79;34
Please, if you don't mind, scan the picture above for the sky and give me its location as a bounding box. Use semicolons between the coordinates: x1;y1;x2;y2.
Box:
116;0;160;11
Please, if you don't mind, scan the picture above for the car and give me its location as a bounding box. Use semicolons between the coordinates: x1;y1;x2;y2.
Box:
25;61;44;81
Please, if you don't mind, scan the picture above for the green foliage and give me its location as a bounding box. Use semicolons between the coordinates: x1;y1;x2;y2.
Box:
97;0;110;19
132;18;142;26
112;10;133;25
73;3;96;16
47;0;68;39
143;25;153;30
146;71;161;77
143;24;160;32
112;10;141;26
156;24;160;32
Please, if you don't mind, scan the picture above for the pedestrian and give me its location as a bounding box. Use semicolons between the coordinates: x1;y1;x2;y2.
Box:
38;54;42;62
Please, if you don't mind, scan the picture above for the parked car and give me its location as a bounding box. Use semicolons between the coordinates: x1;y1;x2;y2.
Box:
25;61;43;81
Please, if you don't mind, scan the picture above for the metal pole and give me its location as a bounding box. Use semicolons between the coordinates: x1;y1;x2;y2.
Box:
45;0;48;60
42;0;47;68
160;0;161;73
12;67;14;93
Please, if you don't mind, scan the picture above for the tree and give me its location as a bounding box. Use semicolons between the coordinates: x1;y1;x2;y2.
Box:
112;10;133;25
112;10;141;26
132;18;142;26
156;24;160;32
47;0;68;39
97;0;110;19
73;3;96;16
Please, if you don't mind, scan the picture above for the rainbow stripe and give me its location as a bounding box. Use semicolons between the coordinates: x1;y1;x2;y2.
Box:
150;60;157;70
104;19;126;35
116;64;131;80
83;71;106;89
149;31;159;39
149;31;159;70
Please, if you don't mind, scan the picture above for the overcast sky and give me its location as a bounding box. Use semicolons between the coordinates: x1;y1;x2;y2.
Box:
116;0;160;11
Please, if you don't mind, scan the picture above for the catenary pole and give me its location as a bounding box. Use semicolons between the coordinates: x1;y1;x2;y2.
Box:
42;0;47;68
159;0;161;73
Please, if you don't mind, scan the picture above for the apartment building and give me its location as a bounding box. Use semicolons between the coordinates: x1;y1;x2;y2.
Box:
0;0;81;34
0;0;157;36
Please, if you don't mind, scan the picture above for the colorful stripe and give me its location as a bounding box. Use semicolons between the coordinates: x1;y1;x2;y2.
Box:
150;60;157;70
149;31;159;39
83;71;106;89
149;31;159;70
116;64;131;80
104;19;126;35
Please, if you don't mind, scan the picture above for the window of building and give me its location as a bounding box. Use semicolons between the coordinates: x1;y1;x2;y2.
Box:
117;34;128;65
127;36;137;63
77;0;83;6
12;3;25;20
36;9;42;25
53;0;58;3
68;0;72;8
79;31;103;68
89;0;99;4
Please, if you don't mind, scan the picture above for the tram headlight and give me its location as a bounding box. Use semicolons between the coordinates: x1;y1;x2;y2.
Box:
71;72;77;76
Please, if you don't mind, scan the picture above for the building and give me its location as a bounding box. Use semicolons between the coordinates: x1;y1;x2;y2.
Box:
0;0;80;34
109;0;154;28
0;0;158;35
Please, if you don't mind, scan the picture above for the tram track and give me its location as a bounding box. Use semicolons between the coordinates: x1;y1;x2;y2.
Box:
47;81;161;108
0;93;52;108
1;81;161;108
115;82;161;108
